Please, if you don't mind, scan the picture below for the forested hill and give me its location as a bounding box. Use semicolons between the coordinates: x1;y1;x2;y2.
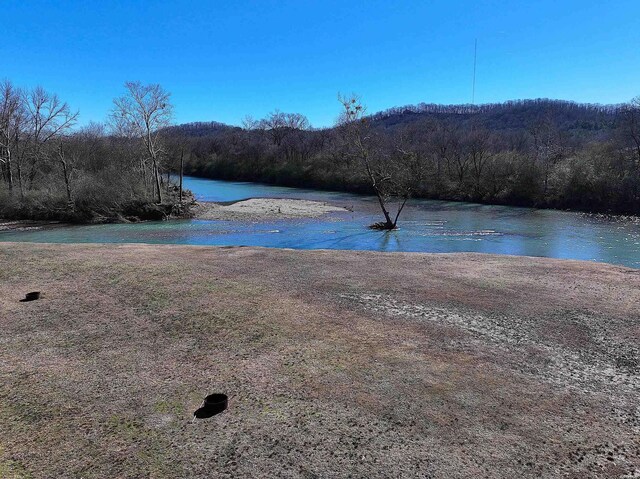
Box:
168;99;622;137
170;97;640;216
163;120;238;137
369;99;621;136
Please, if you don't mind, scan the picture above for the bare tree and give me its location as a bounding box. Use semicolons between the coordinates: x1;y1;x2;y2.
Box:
111;81;173;203
241;115;259;131
620;96;640;169
259;110;310;146
52;123;106;207
429;121;456;189
0;81;25;193
337;94;415;230
55;140;76;205
466;128;493;197
19;86;78;195
530;117;567;196
443;129;468;188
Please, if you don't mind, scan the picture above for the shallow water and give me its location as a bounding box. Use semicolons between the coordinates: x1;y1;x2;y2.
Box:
1;176;639;268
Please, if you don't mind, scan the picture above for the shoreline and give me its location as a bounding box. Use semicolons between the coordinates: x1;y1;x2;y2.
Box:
2;240;639;271
0;191;197;229
183;172;640;219
0;219;63;233
0;197;348;232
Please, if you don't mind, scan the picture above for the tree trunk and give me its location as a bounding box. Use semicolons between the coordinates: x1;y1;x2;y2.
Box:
376;193;394;226
6;150;13;192
27;161;38;189
370;186;396;230
362;153;395;229
152;159;162;203
393;197;408;228
140;157;148;191
17;162;24;199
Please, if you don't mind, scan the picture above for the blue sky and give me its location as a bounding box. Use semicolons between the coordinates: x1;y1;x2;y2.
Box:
3;0;639;127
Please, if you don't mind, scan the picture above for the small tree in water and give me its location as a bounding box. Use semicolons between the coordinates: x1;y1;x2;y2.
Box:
337;94;417;230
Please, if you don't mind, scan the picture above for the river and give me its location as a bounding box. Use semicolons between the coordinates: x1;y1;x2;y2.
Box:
1;176;639;268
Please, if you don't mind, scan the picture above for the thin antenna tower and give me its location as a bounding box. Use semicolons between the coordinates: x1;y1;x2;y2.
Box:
472;38;477;105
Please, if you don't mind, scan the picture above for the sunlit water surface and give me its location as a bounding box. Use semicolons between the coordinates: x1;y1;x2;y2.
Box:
1;176;639;268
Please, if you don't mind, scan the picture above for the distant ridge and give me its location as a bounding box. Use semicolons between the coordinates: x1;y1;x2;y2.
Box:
163;120;238;137
372;98;624;118
168;98;624;137
369;99;622;134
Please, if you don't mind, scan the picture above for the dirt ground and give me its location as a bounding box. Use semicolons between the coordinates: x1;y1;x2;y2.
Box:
0;243;638;478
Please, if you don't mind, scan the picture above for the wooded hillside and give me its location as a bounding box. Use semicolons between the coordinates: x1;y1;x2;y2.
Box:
172;98;640;215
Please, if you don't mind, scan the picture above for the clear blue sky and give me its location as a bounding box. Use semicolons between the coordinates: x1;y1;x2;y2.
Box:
3;0;639;127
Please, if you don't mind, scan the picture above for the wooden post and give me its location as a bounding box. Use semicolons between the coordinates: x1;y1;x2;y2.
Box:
179;149;184;203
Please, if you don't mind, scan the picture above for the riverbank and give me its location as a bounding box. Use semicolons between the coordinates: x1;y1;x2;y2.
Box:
1;243;638;478
184;169;640;218
0;219;63;233
0;189;197;227
0;197;346;235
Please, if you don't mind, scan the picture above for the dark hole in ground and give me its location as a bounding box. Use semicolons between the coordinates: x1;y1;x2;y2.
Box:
19;292;40;302
193;393;228;419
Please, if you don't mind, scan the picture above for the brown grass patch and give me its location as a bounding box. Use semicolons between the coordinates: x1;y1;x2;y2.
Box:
0;243;638;478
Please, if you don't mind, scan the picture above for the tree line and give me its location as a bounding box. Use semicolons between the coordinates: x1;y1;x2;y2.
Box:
176;96;640;224
0;80;186;222
2;78;640;227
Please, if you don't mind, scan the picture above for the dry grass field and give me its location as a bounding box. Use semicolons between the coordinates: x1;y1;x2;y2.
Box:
0;242;638;478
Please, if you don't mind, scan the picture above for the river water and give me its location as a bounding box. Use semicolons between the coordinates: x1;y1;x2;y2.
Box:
1;176;639;268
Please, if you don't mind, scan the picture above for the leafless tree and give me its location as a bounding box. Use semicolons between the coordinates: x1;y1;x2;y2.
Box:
52;123;106;207
0;81;25;193
259;110;310;146
620;96;640;169
337;94;415;230
111;81;173;203
241;115;259;131
55;140;76;205
466;128;493;197
21;86;78;195
444;132;468;188
530;117;567;195
429;121;456;188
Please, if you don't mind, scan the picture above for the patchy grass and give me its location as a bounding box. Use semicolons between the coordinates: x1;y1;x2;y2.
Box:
0;451;32;479
0;243;638;478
